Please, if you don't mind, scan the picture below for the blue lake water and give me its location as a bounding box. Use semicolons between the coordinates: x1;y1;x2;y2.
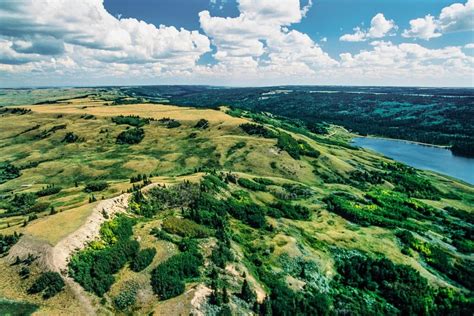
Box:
351;137;474;185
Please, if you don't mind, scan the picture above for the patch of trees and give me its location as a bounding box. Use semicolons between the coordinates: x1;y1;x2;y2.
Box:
268;202;311;220
130;173;150;183
6;193;37;213
323;193;420;231
257;275;332;316
253;177;274;185
444;206;474;225
27;272;64;299
0;162;20;184
84;181;108;193
37;124;67;139
62;132;79;143
451;140;474;158
158;117;181;128
226;198;267;228
308;122;330;135
116;127;145;144
195;118;209;129
237;178;266;191
336;253;473;315
129;181;201;218
226;141;246;156
239;123;275;138
349;169;384;185
162;217;212;238
35;184;61;197
131;248;156;272
113;281;138;311
0;232;21;255
276;132;301;159
68;216;138;296
297;139;321;158
112;115;150;127
0;107;31;115
282;183;313;199
150;248;203;300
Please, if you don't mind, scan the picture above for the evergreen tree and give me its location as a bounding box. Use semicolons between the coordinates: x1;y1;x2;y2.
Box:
222;286;229;304
240;279;255;303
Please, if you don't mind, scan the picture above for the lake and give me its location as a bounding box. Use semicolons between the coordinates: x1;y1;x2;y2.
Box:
351;137;474;185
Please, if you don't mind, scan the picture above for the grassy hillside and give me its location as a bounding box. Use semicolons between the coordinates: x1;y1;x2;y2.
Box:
0;93;473;315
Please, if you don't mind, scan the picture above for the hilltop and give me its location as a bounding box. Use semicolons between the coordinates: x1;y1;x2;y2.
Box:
0;92;473;315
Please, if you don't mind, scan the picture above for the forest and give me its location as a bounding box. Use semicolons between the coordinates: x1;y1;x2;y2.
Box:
121;86;474;157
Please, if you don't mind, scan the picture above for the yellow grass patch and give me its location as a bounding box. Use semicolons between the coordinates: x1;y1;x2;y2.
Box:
23;102;246;125
25;203;95;245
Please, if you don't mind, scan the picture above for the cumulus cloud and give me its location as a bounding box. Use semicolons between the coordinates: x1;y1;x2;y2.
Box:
340;13;397;42
0;0;472;87
403;0;474;40
338;40;473;85
0;0;210;72
199;0;336;76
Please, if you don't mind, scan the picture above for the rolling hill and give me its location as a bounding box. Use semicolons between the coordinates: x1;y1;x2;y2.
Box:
0;91;473;315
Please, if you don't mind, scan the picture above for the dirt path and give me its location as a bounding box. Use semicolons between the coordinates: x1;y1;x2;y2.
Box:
8;193;130;315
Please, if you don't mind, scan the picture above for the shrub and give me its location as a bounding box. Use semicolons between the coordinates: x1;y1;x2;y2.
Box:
131;248;156;272
162;217;211;238
0;162;21;184
195;119;209;129
113;282;138;311
282;183;313;199
112;115;150;127
150;250;203;300
158;118;181;128
227;141;246;156
36;185;61;197
336;253;434;315
7;193;37;213
237;178;266;191
84;181;108;193
225;198;266;228
62;132;79;143
116;127;145;144
268;202;311;220
0;232;21;255
28;272;64;299
276;132;301;159
239;123;275;138
253;178;275;185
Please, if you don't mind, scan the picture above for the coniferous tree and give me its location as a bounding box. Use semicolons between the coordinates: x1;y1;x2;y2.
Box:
240;279;255;303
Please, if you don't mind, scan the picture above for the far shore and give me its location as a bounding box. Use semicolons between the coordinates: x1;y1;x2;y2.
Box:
351;134;451;149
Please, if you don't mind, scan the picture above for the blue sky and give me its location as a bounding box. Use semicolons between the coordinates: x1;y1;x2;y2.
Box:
0;0;473;87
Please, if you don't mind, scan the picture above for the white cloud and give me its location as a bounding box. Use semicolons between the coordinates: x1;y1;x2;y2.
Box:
403;0;474;40
0;0;472;87
340;13;397;42
0;0;210;71
402;15;441;40
199;0;336;74
338;41;473;84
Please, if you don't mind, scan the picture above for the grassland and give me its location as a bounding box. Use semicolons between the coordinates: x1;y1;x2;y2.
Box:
0;91;473;315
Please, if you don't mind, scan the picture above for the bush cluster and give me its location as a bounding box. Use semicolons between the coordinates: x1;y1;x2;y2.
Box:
116;127;145;144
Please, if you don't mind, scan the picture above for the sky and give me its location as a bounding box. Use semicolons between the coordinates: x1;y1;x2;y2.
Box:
0;0;473;87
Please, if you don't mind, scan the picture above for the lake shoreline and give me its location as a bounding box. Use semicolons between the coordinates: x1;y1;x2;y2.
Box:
354;134;451;149
351;136;474;185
